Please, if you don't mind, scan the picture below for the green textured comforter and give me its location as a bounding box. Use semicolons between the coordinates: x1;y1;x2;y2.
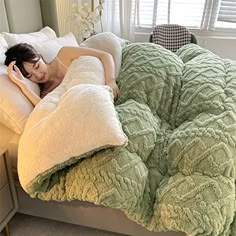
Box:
24;43;236;235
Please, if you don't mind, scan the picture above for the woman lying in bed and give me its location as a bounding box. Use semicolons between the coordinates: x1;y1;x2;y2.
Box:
4;43;119;106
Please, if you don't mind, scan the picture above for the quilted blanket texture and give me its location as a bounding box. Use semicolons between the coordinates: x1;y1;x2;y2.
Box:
19;43;236;236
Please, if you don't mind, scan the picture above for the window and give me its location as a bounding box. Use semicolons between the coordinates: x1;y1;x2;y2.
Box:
135;0;236;33
217;0;236;28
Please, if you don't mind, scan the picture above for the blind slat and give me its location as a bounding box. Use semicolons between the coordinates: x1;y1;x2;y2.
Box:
218;0;236;23
136;0;206;28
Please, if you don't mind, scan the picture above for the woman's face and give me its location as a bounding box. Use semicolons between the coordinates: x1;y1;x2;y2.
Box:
23;58;48;83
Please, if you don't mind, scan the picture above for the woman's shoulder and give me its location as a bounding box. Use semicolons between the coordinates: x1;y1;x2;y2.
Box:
53;46;80;69
57;45;80;56
56;46;84;64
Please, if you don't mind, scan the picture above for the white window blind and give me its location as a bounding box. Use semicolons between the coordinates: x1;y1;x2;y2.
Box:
135;0;236;31
218;0;236;23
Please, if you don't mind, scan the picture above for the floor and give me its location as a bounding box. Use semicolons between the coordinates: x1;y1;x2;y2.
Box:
0;213;127;236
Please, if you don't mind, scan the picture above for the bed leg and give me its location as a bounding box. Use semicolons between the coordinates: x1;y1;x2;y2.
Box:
4;223;10;236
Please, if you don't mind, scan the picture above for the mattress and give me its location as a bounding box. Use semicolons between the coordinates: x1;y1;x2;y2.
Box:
0;122;20;172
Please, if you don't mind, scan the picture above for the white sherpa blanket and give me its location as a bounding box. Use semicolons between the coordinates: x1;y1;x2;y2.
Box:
18;33;128;192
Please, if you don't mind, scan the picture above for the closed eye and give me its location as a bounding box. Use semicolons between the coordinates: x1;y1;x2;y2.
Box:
33;62;39;70
24;60;39;79
27;63;39;78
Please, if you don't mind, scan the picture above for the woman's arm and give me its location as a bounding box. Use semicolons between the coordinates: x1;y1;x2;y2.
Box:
7;61;41;106
58;46;119;99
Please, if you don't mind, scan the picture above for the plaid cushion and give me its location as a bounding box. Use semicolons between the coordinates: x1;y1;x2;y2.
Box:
151;24;192;52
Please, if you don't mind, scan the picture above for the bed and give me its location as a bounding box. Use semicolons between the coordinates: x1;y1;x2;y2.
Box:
1;1;236;236
0;1;182;236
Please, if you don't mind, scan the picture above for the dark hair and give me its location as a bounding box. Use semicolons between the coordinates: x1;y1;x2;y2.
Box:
4;43;40;78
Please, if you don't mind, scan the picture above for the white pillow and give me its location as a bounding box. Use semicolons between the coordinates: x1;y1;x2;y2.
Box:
2;26;57;47
0;36;8;64
0;32;78;135
0;65;40;134
81;32;128;77
32;32;79;63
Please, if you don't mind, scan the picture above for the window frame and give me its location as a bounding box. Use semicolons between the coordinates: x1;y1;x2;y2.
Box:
134;0;236;37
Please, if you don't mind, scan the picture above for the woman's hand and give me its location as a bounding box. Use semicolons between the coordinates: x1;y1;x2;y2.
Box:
106;80;119;101
7;61;41;106
7;61;27;90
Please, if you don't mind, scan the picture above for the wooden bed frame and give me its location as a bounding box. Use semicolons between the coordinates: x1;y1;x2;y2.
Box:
0;0;184;235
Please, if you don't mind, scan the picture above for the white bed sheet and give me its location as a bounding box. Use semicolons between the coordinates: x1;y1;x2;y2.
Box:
0;122;20;171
